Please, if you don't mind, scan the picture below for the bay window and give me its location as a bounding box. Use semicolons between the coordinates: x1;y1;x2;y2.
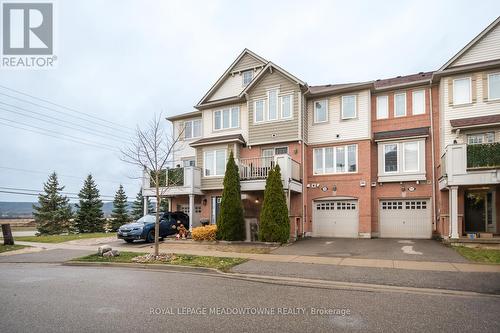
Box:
412;90;425;115
214;107;239;130
341;95;357;119
204;149;226;177
384;144;398;172
380;140;425;180
453;77;471;105
313;144;357;174
403;142;419;172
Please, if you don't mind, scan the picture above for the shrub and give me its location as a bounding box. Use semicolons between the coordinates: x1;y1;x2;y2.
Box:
192;225;217;241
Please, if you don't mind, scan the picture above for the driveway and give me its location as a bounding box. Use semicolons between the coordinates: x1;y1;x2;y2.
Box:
274;238;469;263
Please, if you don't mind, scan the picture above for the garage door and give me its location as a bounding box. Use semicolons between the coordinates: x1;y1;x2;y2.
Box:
379;199;431;239
313;200;359;238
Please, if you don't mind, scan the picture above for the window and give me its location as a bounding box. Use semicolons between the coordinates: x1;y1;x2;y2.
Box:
183;119;201;139
242;70;253;86
214;107;239;130
403;142;419;172
341;95;356;119
281;95;293;119
488;73;500;100
394;93;406;117
182;159;195;167
314;100;328;123
255;100;265;122
384;144;398;172
467;132;495;145
275;147;288;155
313;145;357;174
376;95;388;119
453;77;471;105
412;90;425;115
268;89;278;120
204;150;226;177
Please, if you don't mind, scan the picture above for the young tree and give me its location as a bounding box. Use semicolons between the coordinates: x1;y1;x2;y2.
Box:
216;151;245;241
131;189;152;220
110;184;130;231
121;113;183;257
33;172;73;235
259;165;290;243
74;174;105;233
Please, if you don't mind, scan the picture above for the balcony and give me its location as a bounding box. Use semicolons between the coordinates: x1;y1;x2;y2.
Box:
142;166;202;197
439;143;500;189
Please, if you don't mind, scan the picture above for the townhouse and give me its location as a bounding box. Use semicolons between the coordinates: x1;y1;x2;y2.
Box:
143;17;500;241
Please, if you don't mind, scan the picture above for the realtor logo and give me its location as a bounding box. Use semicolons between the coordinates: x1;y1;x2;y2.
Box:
1;2;56;68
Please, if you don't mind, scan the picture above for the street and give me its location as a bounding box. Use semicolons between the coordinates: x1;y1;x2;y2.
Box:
1;263;499;333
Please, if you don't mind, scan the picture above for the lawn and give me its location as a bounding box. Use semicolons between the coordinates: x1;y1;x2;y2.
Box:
14;233;112;243
73;252;247;272
0;244;27;253
453;246;500;264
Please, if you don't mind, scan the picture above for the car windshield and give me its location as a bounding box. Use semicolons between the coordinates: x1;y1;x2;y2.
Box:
136;215;156;224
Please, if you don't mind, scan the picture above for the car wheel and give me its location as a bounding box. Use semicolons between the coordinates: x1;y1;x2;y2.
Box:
146;230;155;243
125;239;134;243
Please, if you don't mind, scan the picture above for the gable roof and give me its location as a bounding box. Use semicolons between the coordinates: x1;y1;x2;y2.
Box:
439;16;500;71
196;49;267;107
374;72;433;90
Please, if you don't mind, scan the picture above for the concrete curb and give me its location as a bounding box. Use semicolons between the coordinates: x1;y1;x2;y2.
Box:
63;261;221;274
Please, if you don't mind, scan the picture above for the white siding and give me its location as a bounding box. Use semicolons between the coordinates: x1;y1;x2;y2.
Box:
441;72;500;151
201;102;249;142
172;119;198;164
307;89;371;144
451;24;500;67
209;68;262;102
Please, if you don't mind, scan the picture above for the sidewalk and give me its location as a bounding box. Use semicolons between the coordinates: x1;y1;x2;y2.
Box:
14;240;500;273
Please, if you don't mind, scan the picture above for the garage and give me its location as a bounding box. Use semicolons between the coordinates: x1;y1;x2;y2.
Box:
379;199;431;239
312;200;359;237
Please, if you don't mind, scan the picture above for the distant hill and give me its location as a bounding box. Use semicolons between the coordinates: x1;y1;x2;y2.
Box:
0;201;134;218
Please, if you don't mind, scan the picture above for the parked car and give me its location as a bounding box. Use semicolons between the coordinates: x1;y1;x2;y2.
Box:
117;212;189;243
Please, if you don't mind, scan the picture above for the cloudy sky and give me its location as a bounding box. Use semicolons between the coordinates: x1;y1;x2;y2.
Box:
1;0;499;203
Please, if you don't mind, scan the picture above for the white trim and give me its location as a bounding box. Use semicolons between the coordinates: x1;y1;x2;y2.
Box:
487;72;500;101
183;118;202;140
312;144;358;175
341;95;357;119
203;149;227;177
411;89;426;115
253;99;266;123
213;107;240;131
376;95;389;119
313;99;328;124
394;92;407;117
267;89;279;121
280;93;294;119
402;142;419;172
383;143;399;173
452;77;472;105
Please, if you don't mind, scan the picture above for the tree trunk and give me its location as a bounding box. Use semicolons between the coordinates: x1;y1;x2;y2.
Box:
2;224;14;245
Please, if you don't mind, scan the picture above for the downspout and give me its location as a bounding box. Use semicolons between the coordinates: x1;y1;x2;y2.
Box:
300;89;307;238
429;82;437;232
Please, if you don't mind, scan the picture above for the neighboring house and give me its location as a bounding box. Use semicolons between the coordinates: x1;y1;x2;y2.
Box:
142;17;500;240
435;17;500;239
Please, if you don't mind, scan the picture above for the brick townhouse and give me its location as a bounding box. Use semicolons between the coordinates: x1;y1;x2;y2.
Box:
142;17;500;240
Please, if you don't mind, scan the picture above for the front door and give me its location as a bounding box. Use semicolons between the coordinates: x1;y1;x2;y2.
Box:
465;191;496;233
211;196;222;224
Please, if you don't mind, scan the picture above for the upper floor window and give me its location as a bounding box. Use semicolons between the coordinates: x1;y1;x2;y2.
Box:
467;132;495;145
488;73;500;100
204;149;226;177
384;144;398;172
341;95;357;119
268;89;278;121
184;119;202;139
214;107;239;130
314;100;328;123
394;93;406;117
254;91;293;123
254;100;265;122
382;140;423;175
412;90;425;115
281;95;293;119
242;70;253;86
453;77;471;105
403;142;419;172
376;95;388;119
313;144;357;175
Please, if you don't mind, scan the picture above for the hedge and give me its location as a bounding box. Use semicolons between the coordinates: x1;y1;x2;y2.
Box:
192;225;217;241
467;142;500;169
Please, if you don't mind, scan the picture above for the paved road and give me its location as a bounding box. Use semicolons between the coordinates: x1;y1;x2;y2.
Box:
1;264;499;333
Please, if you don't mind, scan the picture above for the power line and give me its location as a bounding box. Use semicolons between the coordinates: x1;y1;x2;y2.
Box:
0;186;115;198
0;84;136;132
0;190;115;202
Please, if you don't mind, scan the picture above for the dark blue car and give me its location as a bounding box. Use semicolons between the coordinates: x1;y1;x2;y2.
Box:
117;212;189;243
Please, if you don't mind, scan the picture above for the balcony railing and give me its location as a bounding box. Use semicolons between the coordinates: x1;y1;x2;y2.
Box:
143;166;201;193
466;142;500;169
149;168;184;187
238;154;302;183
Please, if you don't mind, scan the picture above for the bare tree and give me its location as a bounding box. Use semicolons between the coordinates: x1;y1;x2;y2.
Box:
121;113;184;257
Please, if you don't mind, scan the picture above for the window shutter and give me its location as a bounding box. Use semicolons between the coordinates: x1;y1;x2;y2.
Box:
471;74;477;103
482;73;489;101
447;79;453;106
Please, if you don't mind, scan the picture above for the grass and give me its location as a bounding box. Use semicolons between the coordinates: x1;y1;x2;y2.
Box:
14;232;112;243
73;252;247;272
453;246;500;264
0;244;27;253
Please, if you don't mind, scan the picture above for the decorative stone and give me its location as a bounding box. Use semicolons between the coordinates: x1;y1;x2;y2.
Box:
98;245;112;256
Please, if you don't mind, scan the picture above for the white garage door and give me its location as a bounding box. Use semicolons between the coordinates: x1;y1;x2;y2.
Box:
379;199;431;239
313;200;359;238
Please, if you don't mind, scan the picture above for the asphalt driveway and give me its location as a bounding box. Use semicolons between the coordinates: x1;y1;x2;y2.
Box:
274;238;469;263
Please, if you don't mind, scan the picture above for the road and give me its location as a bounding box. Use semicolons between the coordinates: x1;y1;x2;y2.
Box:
1;263;499;333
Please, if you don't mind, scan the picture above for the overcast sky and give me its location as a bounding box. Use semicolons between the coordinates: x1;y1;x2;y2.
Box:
1;0;499;203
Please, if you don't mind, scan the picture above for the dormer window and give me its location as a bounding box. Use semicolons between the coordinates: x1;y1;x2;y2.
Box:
242;70;253;86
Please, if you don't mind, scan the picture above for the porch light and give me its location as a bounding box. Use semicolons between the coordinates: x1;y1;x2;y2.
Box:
255;199;259;204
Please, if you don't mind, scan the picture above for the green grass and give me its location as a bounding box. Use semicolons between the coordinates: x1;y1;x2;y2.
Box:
14;232;112;243
0;244;27;253
73;252;247;272
453;246;500;264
